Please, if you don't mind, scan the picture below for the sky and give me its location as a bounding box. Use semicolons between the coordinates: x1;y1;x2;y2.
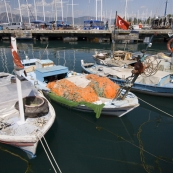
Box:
0;0;172;22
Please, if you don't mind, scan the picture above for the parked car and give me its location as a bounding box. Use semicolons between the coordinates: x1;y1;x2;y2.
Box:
5;22;25;30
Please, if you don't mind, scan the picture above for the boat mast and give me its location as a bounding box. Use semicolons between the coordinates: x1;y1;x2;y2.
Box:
18;0;22;22
42;0;45;21
4;0;9;23
61;0;63;21
11;37;25;124
8;4;13;22
101;0;102;21
96;0;97;20
67;0;78;28
125;0;127;20
34;0;37;20
72;0;74;27
26;0;30;24
164;0;168;16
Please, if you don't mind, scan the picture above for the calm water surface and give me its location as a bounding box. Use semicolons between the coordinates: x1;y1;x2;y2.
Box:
0;40;173;173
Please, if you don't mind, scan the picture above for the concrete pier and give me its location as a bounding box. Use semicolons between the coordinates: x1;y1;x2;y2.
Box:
0;29;172;42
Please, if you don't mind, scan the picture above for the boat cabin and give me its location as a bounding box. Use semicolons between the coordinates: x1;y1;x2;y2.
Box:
35;60;68;83
22;58;38;66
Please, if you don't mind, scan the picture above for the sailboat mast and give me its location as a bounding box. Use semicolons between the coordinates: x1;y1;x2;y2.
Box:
18;0;22;22
96;0;97;20
4;0;9;23
125;0;127;20
72;0;74;27
34;0;37;20
164;0;168;16
8;4;13;22
26;0;30;24
61;0;63;21
101;0;102;21
42;0;45;21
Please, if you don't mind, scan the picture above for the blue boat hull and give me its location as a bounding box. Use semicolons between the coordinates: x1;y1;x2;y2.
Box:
81;64;173;97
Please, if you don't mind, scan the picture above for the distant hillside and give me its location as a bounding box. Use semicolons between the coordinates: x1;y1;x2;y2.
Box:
0;13;114;25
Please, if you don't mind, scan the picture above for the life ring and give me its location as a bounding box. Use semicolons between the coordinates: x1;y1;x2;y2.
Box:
167;38;173;53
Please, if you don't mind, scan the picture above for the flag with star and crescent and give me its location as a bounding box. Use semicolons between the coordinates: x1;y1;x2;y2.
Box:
116;15;130;30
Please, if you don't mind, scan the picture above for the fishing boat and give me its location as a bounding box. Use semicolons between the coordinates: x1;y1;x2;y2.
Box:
23;59;139;118
0;72;15;86
92;50;137;67
18;49;140;118
0;37;56;158
81;58;173;97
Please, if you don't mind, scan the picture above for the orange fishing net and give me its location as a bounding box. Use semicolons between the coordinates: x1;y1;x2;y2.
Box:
47;74;120;103
47;79;98;102
86;74;120;99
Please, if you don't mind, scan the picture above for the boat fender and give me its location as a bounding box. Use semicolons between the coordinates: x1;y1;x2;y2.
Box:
167;38;173;53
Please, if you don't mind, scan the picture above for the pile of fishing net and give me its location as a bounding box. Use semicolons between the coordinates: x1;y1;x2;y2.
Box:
47;74;120;103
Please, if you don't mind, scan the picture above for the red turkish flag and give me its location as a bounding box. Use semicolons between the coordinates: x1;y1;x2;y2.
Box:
116;15;130;30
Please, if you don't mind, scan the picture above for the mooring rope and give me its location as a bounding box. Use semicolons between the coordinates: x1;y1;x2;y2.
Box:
138;97;173;118
0;146;31;173
74;112;173;165
36;132;62;173
42;135;62;173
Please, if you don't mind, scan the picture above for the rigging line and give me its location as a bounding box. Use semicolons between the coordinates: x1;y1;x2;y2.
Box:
25;0;35;21
138;97;173;118
40;44;49;60
74;112;173;165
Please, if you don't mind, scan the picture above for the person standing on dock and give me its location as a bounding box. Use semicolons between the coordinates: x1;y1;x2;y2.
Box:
52;22;55;30
90;20;93;30
105;21;108;30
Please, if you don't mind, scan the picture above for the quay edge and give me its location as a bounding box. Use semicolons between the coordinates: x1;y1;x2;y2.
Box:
0;29;172;43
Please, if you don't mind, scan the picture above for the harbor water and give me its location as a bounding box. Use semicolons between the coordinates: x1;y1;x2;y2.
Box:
0;40;173;173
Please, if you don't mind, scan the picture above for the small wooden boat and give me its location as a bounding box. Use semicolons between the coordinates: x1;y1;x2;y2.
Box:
0;72;15;86
92;50;137;67
0;37;56;158
81;59;173;97
0;77;56;157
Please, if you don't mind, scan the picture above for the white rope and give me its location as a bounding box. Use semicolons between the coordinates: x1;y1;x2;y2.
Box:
36;131;62;173
42;136;62;173
138;97;173;118
37;134;58;173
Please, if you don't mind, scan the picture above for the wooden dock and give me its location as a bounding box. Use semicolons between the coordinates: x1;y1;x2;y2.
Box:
0;29;172;42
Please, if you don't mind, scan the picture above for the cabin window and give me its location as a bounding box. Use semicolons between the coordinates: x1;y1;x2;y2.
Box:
44;73;67;83
23;62;36;66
